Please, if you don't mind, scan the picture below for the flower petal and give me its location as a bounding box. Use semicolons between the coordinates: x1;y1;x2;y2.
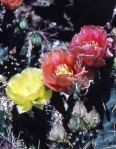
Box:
35;89;52;105
69;25;113;68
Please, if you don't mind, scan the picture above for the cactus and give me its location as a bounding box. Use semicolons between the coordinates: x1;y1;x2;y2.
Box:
0;0;116;148
95;89;116;149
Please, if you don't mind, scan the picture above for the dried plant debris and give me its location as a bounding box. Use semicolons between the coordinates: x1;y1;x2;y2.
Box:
0;126;28;149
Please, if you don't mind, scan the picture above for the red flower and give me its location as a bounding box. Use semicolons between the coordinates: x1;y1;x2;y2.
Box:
1;0;23;10
41;50;93;93
69;25;113;68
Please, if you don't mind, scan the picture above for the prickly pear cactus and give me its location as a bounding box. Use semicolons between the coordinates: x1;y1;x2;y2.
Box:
95;89;116;149
0;0;116;149
0;110;10;134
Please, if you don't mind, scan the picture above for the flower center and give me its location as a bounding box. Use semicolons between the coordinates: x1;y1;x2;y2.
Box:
21;82;38;96
55;64;73;76
83;41;99;47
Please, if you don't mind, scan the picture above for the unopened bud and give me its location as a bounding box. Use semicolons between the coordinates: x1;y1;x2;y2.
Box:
49;121;66;142
84;108;100;127
72;102;87;118
69;116;86;131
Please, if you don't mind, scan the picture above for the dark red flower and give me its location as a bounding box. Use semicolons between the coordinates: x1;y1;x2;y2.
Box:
41;50;93;93
69;25;113;68
1;0;23;10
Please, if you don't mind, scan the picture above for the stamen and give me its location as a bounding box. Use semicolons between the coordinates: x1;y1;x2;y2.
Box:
55;64;73;76
83;41;99;47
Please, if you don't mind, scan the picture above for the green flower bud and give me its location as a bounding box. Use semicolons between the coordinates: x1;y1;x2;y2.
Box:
69;116;86;131
19;19;28;30
14;27;20;34
31;34;42;46
113;57;116;69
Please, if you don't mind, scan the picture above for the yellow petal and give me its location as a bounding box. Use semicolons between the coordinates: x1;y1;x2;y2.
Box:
26;92;42;101
35;89;52;105
17;102;32;114
33;104;44;110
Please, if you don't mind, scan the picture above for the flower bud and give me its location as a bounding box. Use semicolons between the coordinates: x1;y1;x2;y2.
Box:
31;34;42;47
69;116;86;131
72;102;87;118
19;19;28;30
49;121;66;142
84;108;100;127
69;102;100;131
113;57;116;69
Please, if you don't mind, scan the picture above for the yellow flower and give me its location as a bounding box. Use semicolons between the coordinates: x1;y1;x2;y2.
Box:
6;68;52;113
